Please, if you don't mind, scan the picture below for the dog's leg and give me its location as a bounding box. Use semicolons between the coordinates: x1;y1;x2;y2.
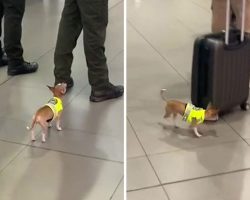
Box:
27;115;36;141
48;123;52;128
56;112;62;131
31;130;36;141
193;127;202;137
164;111;171;118
40;121;48;143
190;119;202;137
173;113;178;128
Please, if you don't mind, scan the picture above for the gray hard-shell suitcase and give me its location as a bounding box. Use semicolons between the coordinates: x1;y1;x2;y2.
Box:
191;0;250;112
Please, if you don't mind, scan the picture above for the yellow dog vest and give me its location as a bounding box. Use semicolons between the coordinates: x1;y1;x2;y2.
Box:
182;103;205;124
45;97;63;119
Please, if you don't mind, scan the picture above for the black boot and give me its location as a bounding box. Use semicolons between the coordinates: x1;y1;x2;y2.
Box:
55;77;74;90
90;83;124;102
0;51;8;67
8;61;38;76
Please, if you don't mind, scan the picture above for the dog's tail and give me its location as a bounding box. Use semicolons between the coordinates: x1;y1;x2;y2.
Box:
160;88;167;101
26;115;36;130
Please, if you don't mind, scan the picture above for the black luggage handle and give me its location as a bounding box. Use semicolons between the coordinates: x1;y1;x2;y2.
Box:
225;0;246;45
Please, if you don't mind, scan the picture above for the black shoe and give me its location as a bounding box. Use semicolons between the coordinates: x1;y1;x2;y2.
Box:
0;52;8;67
90;83;124;102
55;77;74;90
8;61;38;76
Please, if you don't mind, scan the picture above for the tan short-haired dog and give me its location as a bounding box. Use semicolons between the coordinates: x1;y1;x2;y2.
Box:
160;89;219;137
27;83;67;142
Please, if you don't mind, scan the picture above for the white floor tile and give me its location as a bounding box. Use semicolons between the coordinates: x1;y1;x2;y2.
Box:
165;169;250;200
0;141;25;171
0;147;123;200
149;141;250;184
128;186;169;200
127;120;145;158
127;157;159;190
112;179;124;200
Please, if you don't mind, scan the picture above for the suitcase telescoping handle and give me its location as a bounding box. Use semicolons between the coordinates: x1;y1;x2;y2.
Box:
225;0;246;45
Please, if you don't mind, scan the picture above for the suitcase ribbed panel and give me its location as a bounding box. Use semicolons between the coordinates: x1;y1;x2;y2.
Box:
191;30;250;112
211;41;250;111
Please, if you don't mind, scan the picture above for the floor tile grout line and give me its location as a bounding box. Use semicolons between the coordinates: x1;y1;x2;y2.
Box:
127;117;171;199
0;138;123;164
0;78;11;87
175;18;196;35
162;185;171;200
0;144;27;175
127;167;250;193
0;46;56;87
28;145;124;164
221;117;250;146
0;138;32;147
50;126;122;139
127;20;189;83
128;139;247;160
109;176;123;199
109;0;123;10
63;84;89;108
108;49;124;66
127;184;163;193
33;47;56;63
173;1;210;35
160;167;250;186
189;0;211;13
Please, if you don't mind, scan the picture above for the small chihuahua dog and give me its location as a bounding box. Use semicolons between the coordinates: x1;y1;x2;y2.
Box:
27;83;67;142
160;89;219;137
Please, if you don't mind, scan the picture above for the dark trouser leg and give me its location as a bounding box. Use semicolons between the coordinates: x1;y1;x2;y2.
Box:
3;0;25;66
77;0;109;89
0;2;4;57
54;0;82;83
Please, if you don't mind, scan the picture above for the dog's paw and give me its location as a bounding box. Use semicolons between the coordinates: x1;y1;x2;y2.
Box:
57;127;62;131
195;132;202;137
31;136;36;141
42;134;46;143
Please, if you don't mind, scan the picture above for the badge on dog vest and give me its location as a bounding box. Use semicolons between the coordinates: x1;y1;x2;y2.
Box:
182;103;205;124
45;97;63;119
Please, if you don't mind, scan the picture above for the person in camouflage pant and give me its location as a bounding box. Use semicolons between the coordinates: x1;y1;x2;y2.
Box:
54;0;123;102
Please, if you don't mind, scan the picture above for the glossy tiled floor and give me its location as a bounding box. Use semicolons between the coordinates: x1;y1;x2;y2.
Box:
127;0;250;199
0;0;124;200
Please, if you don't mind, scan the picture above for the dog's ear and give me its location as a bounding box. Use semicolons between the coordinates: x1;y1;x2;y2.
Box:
207;103;219;111
206;102;213;109
47;85;54;93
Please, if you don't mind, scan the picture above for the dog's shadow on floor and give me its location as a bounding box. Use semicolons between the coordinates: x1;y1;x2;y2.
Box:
158;122;218;138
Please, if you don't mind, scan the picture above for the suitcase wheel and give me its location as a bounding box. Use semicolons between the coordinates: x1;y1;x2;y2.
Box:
240;102;249;111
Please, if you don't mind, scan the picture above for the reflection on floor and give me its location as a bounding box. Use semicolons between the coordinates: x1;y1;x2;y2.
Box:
0;0;124;200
